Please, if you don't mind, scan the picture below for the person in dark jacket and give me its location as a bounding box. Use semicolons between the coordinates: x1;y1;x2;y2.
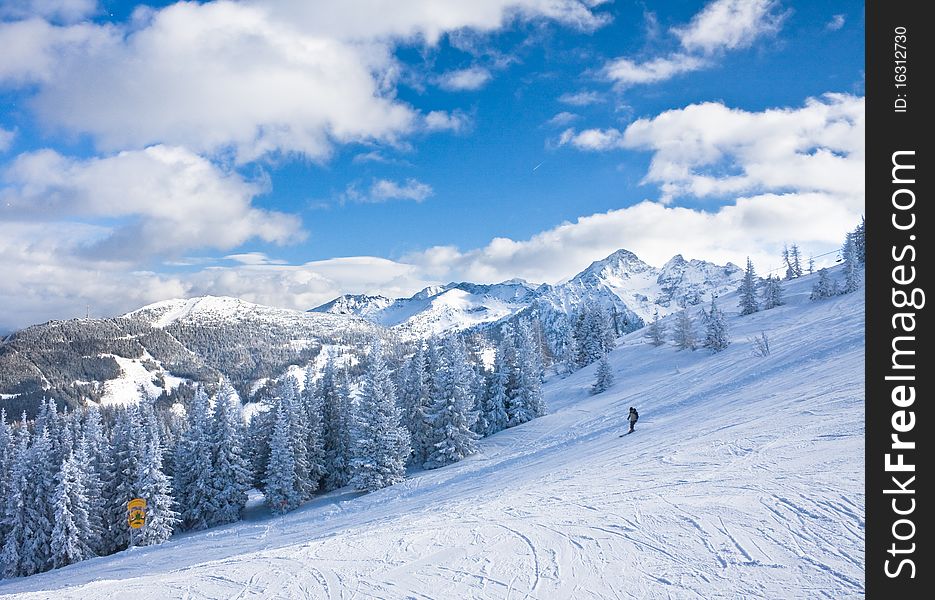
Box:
627;407;639;433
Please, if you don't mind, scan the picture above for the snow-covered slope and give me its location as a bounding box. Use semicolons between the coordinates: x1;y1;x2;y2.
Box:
1;269;864;599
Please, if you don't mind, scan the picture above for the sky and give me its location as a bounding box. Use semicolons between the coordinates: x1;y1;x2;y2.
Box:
0;0;865;331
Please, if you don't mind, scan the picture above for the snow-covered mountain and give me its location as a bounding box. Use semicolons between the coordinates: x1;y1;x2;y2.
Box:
0;268;864;599
311;279;543;339
311;249;742;340
0;297;383;413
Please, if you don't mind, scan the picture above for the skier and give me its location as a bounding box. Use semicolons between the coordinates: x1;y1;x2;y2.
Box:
627;407;639;433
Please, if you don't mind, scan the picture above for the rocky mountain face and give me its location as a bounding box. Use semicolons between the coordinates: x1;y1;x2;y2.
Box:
1;249;741;417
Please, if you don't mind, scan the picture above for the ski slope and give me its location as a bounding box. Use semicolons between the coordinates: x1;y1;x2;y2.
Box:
0;272;864;599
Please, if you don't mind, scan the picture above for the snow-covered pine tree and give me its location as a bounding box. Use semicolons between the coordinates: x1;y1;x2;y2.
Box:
80;404;110;555
320;359;352;490
1;417;30;578
790;244;804;277
280;377;313;503
561;315;578;375
72;434;104;554
703;298;730;353
423;337;479;469
738;257;759;315
0;409;10;546
22;426;57;575
470;364;491;437
591;353;614;395
133;424;179;547
761;275;784;310
782;244;795;280
299;372;326;497
853;217;865;264
174;387;217;531
673;310;697;351
263;401;300;515
509;320;546;426
350;341;411;492
107;405;141;552
399;344;432;466
50;452;94;568
644;309;666;346
841;232;861;294
210;383;252;525
810;268;835;300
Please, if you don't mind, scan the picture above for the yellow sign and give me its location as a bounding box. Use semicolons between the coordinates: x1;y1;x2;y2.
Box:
128;498;147;529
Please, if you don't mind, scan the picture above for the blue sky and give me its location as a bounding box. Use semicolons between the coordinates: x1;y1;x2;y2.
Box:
0;0;864;330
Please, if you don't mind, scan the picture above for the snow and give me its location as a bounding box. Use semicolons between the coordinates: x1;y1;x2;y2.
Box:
97;353;186;407
0;271;863;599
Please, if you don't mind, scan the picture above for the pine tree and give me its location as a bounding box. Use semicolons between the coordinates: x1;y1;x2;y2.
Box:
0;409;11;547
133;428;179;546
1;418;30;577
299;373;326;497
350;341;410;492
423;337;479;469
591;353;614;395
22;426;57;575
790;244;804;277
174;387;217;531
561;316;578;375
673;310;697;351
280;377;313;503
703;298;730;353
73;434;104;554
107;406;143;553
263;401;300;515
644;309;666;346
399;345;432;467
841;232;861;294
80;404;111;555
320;360;352;490
738;257;759;315
810;268;835;300
762;275;784;310
853;216;866;264
510;320;546;426
782;244;795;280
210;383;251;525
50;452;94;568
485;347;511;436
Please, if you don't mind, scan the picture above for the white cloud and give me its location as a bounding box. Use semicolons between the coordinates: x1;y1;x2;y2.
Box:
603;54;706;86
424;110;471;132
558;90;603;106
0;127;14;152
224;252;288;266
826;14;845;31
558;127;624;151
620;93;864;202
437;66;492;91
0;0;97;23
601;0;785;88
342;178;433;204
405;192;860;286
0;18;115;84
560;94;864;203
546;111;579;127
672;0;785;55
0;145;303;260
249;0;610;43
2;1;607;162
